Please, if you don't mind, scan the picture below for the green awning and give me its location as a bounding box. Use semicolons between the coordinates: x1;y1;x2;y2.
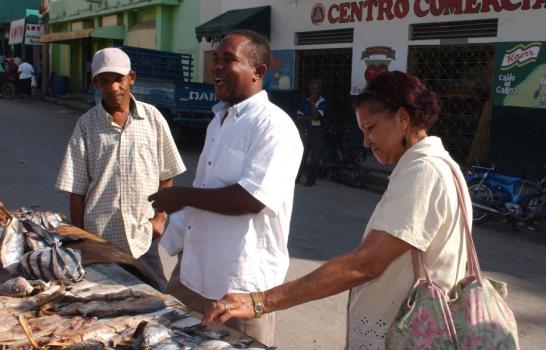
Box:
91;25;126;40
195;6;270;43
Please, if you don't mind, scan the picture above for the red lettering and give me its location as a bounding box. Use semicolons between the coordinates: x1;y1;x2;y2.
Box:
501;0;522;10
393;0;410;17
351;1;364;22
481;0;503;12
364;0;377;21
464;0;481;12
429;0;444;15
339;2;351;23
532;0;546;8
521;0;531;8
377;0;395;20
443;0;464;14
328;4;340;23
414;0;429;16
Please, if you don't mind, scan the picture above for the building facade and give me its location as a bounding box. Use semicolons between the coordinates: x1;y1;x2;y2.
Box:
0;0;42;61
44;0;201;92
198;0;546;176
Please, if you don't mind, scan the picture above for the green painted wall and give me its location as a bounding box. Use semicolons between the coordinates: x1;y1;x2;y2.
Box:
171;0;201;81
47;0;203;91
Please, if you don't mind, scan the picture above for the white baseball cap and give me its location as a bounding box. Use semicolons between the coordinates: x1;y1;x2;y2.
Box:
91;48;131;79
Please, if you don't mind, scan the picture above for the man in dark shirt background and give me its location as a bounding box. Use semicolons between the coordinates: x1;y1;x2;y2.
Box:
295;80;327;187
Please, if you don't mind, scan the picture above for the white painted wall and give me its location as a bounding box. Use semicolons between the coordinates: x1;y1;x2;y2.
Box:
199;0;546;93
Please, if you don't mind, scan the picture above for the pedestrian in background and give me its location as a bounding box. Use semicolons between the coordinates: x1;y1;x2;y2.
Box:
17;59;34;102
295;80;327;186
204;71;471;350
56;48;185;291
150;30;303;346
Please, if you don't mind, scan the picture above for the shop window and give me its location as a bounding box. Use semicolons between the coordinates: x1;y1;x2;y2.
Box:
407;44;495;162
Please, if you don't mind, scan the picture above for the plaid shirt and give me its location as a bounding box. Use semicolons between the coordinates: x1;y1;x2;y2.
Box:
56;96;185;257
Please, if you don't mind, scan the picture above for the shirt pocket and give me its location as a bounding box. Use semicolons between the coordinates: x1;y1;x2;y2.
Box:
211;147;245;185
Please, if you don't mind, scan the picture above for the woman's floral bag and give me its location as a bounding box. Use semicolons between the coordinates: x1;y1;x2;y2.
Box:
385;158;519;350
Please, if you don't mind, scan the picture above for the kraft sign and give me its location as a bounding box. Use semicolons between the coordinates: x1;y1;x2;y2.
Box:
311;0;546;24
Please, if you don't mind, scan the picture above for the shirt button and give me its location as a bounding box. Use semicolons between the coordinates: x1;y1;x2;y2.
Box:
187;225;191;230
207;161;212;166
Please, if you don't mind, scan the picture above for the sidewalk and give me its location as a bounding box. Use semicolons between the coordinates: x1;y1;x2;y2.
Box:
39;92;91;112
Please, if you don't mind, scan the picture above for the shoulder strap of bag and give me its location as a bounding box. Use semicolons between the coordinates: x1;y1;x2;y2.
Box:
411;156;483;286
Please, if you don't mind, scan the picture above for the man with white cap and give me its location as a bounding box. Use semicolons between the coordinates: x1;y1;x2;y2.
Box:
56;48;185;291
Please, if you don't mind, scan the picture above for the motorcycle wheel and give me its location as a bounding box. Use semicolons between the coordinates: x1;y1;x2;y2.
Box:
0;82;16;99
468;181;494;225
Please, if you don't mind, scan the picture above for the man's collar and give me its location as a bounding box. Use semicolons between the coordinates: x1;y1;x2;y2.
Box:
307;96;325;104
97;94;145;122
212;91;268;119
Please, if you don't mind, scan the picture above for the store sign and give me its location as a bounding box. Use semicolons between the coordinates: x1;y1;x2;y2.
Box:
8;19;25;45
264;50;295;90
311;3;326;25
25;24;44;46
361;46;396;82
311;0;546;24
493;42;546;109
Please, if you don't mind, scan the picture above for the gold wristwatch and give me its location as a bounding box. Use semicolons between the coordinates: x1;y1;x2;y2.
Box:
250;292;264;318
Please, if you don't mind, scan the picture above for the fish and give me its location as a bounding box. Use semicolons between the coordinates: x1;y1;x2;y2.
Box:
133;321;172;349
193;340;234;350
24;230;48;251
53;245;85;283
150;339;182;350
52;290;179;318
0;276;34;297
0;216;25;273
64;340;105;350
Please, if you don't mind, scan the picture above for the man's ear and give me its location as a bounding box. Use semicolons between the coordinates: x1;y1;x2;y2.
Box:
254;64;267;80
129;70;136;86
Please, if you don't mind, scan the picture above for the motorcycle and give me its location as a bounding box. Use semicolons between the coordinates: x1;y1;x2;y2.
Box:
0;71;18;99
464;164;546;235
319;122;368;188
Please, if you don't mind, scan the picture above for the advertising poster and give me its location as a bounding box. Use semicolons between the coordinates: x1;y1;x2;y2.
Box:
493;42;546;109
8;19;25;45
25;24;43;45
264;50;295;90
351;45;407;95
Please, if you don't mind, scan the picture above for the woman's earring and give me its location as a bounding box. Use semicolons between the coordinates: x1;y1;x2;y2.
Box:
402;136;407;148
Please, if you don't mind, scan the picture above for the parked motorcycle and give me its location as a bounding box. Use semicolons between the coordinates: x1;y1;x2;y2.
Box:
0;72;18;99
464;164;546;235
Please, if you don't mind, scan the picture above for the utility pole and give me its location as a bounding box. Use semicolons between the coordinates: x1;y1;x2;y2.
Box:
40;0;49;94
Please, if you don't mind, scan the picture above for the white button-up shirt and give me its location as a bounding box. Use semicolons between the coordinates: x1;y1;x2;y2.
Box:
161;91;303;300
56;97;185;258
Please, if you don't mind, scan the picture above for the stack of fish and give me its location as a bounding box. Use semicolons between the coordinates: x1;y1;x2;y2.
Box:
0;207;85;284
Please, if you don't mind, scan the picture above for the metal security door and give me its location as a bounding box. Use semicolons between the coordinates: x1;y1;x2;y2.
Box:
296;49;353;129
407;45;495;162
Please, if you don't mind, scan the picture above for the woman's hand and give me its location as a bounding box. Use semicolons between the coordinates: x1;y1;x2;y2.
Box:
202;293;255;325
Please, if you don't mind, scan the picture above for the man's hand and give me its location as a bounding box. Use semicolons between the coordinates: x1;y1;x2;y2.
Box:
202;293;256;325
148;187;186;214
149;211;167;239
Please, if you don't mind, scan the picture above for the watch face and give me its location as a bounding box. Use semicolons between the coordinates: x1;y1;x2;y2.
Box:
255;304;263;312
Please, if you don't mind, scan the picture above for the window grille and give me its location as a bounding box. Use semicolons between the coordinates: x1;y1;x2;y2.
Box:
411;19;498;40
296;29;354;45
407;45;495;162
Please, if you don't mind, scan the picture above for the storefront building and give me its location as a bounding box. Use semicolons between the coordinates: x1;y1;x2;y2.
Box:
0;0;42;62
44;0;201;92
198;0;546;176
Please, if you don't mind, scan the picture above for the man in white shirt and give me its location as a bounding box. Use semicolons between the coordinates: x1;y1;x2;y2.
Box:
17;59;34;101
149;30;303;346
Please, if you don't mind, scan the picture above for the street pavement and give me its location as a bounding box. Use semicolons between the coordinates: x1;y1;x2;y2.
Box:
1;98;545;349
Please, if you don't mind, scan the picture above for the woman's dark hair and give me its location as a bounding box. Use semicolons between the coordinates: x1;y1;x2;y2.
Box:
353;71;442;130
